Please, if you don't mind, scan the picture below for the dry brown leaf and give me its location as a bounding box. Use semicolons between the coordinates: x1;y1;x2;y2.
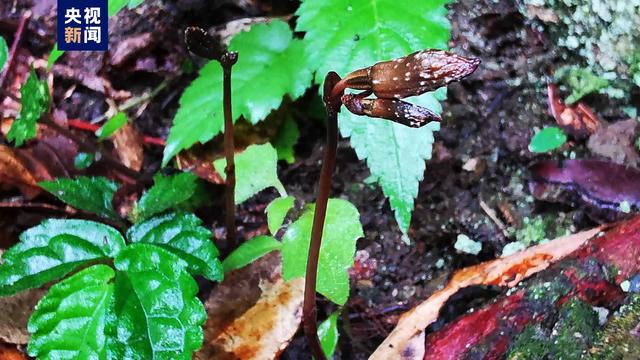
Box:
112;123;144;171
370;225;605;360
0;145;41;199
0;284;45;345
196;253;303;360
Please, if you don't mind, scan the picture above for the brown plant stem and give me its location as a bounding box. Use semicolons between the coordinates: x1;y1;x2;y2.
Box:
220;52;238;248
303;72;343;360
0;11;31;94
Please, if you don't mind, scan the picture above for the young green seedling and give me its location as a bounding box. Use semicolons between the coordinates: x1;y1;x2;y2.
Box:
304;50;480;359
185;27;239;248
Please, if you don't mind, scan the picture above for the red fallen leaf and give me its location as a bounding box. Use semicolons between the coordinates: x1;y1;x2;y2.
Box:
0;344;27;360
529;159;640;210
547;84;600;139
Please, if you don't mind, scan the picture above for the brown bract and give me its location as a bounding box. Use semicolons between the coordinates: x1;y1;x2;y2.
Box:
339;50;480;100
341;95;442;127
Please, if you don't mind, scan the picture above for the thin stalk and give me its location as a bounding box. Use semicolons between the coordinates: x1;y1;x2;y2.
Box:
220;52;238;248
303;72;342;360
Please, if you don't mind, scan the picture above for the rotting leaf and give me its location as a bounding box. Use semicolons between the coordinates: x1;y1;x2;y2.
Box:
530;159;640;211
547;84;600;139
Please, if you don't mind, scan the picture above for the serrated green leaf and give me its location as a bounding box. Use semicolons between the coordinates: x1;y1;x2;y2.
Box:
296;0;451;238
529;126;567;153
281;199;363;305
319;312;339;359
273;116;300;164
131;172;206;222
266;196;295;234
0;219;125;296
96;112;128;140
222;235;281;273
127;212;222;281
163;20;313;165
214;143;286;204
107;244;206;360
27;265;115;360
39;176;119;220
7;69;49;147
0;36;8;71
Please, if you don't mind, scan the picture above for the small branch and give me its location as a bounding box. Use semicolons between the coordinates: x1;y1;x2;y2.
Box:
88;80;170;125
221;51;238;249
478;197;510;239
303;72;343;360
0;11;31;95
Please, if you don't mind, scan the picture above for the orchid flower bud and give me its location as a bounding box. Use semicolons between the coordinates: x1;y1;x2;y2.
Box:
339;50;480;99
185;27;224;60
341;94;441;128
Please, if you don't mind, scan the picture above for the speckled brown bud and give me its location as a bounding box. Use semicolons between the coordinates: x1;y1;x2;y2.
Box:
185;27;224;60
340;50;480;99
341;94;441;128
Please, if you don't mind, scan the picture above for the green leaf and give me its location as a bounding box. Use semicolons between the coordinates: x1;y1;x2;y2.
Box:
281;199;363;305
127;212;223;281
0;219;125;296
529;127;567;153
296;0;451;238
131;172;206;222
74;152;95;170
107;244;206;360
222;235;281;273
27;265;115;359
47;44;64;70
214;143;286;204
273;116;300;164
7;69;49;147
319;312;339;359
96;112;128;140
163;20;313;165
0;36;8;71
39;176;119;220
266;196;295;234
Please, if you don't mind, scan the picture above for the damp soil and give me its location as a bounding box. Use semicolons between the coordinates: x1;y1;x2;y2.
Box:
0;0;630;358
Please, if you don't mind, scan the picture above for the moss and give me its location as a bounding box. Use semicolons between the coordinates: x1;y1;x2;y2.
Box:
516;214;571;247
552;299;600;360
590;295;640;359
521;0;640;104
508;325;551;360
527;279;572;304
